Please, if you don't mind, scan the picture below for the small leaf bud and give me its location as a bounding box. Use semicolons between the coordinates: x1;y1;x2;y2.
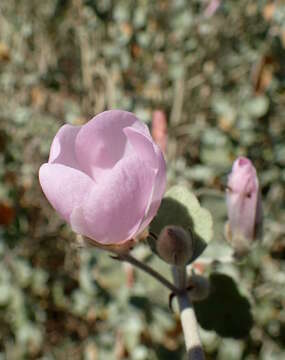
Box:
156;225;193;266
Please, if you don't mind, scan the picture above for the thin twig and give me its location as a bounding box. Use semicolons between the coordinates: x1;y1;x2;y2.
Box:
172;266;205;360
113;253;180;294
168;77;185;162
170;77;185;126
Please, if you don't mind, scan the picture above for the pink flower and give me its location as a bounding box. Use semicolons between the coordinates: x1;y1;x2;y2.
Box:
39;110;166;246
226;157;262;255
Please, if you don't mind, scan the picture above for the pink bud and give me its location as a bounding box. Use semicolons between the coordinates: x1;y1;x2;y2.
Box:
123;263;135;288
39;110;166;246
204;0;221;18
226;157;262;257
151;110;168;154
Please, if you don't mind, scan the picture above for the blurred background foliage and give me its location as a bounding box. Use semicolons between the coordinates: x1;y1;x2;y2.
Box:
0;0;285;359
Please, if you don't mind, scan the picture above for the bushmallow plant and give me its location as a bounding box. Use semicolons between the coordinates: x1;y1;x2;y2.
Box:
39;109;212;359
39;110;166;247
225;156;263;258
39;110;262;360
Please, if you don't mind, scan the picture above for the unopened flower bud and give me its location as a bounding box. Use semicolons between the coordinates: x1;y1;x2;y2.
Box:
225;156;263;258
151;110;168;154
187;274;210;302
156;225;193;266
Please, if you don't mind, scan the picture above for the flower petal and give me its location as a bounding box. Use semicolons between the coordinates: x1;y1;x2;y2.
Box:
49;124;81;169
80;155;156;244
75;110;149;181
70;206;94;240
123;126;167;231
138;146;167;232
124;127;158;169
39;163;94;222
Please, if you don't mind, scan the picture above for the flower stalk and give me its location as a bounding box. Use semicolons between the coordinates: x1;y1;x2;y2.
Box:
114;252;205;360
172;266;205;360
113;253;181;294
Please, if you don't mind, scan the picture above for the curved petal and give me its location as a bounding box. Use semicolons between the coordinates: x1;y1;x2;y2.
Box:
124;127;158;169
39;163;94;222
49;124;81;169
70;206;95;240
123;126;167;232
138;146;167;232
75;110;150;181
80;155;156;244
